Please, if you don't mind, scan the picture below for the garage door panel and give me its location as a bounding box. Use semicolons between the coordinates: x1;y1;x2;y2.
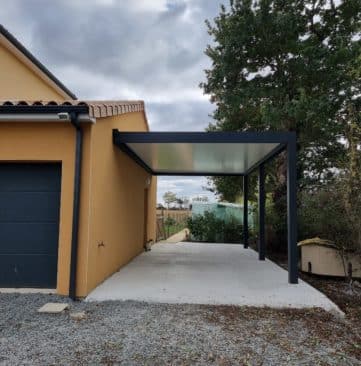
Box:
0;163;61;288
0;164;61;192
0;223;59;254
0;254;57;288
0;192;60;222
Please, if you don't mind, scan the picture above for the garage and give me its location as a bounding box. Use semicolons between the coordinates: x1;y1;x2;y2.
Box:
0;163;61;288
0;100;156;298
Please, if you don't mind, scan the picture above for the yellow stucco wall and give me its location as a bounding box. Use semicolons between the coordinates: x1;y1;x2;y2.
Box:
147;175;157;241
0;123;76;294
0;43;66;100
0;114;156;297
76;112;157;296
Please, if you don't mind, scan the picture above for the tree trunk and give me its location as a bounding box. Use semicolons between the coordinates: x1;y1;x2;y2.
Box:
344;105;361;254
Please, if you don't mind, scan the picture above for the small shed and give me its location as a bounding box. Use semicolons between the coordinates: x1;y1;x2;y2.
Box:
298;238;361;278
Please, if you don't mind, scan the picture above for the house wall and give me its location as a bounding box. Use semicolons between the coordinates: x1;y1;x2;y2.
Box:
147;174;157;240
0;43;66;100
76;112;157;296
0;122;77;294
0;114;156;297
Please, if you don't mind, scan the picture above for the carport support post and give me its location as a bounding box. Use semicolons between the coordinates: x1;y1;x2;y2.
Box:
243;175;249;248
287;134;298;284
258;163;265;260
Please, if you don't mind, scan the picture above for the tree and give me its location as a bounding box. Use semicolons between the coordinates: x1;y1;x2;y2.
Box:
342;104;361;259
201;0;361;247
176;197;184;209
163;191;177;209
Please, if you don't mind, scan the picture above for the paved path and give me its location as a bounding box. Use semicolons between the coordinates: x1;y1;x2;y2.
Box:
159;228;189;243
86;242;341;313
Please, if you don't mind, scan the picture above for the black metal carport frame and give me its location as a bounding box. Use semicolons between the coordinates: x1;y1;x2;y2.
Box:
113;130;298;284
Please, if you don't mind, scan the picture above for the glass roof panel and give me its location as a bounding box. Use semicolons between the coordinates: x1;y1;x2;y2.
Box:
126;142;280;174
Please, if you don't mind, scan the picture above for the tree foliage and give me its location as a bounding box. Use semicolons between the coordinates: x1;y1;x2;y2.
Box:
163;191;177;209
201;0;361;198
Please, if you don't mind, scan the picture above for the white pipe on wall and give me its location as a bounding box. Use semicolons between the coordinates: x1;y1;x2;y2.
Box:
0;113;95;123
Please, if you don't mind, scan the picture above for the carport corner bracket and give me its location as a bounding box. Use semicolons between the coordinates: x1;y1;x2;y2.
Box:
69;112;83;300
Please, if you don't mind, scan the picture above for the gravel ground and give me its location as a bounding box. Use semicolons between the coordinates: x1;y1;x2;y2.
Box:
0;293;360;366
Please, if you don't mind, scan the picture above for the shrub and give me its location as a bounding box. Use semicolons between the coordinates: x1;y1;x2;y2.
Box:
249;197;287;253
222;216;243;243
298;182;361;279
164;216;176;227
187;211;243;243
164;216;176;238
298;186;356;249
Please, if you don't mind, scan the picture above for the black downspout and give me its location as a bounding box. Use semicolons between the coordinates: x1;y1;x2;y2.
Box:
69;112;83;300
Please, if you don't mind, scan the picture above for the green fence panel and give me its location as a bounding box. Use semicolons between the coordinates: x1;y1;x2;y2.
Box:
191;202;255;227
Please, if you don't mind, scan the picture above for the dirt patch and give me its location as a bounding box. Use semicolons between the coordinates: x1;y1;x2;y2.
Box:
269;252;361;318
203;305;361;362
301;273;361;319
268;252;361;361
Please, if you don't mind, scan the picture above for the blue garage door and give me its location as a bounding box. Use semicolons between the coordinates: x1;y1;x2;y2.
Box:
0;163;61;288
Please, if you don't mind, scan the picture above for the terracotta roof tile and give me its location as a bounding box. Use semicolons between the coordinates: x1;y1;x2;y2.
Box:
0;100;145;119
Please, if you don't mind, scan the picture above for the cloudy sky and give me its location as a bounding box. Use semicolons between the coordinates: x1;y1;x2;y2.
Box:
2;0;224;203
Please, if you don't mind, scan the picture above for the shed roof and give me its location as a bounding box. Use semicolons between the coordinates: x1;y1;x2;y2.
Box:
297;238;336;248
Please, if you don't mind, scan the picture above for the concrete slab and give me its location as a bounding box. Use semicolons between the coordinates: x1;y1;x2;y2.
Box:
38;303;69;314
86;242;341;313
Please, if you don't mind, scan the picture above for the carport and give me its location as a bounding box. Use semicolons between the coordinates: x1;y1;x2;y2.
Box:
112;130;298;284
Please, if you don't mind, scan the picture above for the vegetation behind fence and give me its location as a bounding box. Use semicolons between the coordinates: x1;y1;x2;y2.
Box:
156;209;190;241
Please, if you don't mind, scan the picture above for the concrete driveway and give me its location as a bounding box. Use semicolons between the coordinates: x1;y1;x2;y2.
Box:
86;242;340;313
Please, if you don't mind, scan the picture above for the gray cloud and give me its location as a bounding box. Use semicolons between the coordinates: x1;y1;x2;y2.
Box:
1;0;223;201
2;0;221;103
148;101;213;131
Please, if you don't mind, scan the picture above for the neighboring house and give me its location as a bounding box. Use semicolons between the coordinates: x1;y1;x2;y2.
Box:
0;25;156;298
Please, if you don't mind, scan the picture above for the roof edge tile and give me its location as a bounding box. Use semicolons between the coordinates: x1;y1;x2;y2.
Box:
0;100;145;119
